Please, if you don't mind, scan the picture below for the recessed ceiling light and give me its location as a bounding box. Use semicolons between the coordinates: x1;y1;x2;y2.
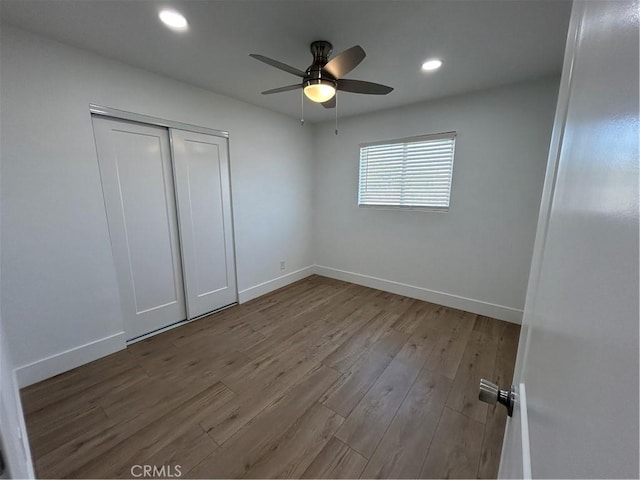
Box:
159;9;188;31
421;59;442;71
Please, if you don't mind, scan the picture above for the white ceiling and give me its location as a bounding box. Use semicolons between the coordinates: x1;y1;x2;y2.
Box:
1;0;572;123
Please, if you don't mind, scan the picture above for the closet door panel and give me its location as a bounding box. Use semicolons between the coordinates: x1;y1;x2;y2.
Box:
186;143;227;294
92;117;186;339
113;131;179;311
171;129;237;318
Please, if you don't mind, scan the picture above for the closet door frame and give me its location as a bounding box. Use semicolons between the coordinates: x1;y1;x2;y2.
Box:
90;105;230;139
90;104;238;329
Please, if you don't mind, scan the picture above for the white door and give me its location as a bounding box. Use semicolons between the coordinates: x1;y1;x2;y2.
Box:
0;321;34;478
170;129;237;318
499;1;639;478
92;117;187;339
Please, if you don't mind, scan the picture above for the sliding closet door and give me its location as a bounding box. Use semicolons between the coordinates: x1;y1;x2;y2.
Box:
92;117;186;339
170;129;237;318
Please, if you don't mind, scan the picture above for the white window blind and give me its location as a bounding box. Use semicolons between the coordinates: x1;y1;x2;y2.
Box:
358;131;456;210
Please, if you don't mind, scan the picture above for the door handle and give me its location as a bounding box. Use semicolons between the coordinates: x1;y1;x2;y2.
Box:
479;378;515;416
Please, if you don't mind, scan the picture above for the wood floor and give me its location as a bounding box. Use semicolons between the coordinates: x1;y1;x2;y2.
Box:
21;275;520;479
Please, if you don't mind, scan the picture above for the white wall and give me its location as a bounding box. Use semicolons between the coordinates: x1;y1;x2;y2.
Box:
312;78;559;322
0;25;314;386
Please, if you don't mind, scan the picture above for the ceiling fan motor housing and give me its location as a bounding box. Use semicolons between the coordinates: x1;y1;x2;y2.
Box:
304;41;337;89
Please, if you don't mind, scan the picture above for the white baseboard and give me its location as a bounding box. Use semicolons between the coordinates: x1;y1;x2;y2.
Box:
238;265;316;303
15;331;126;388
314;265;523;324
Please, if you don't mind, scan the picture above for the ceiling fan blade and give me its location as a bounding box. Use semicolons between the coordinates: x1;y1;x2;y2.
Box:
249;54;306;78
323;45;365;79
337;79;393;95
261;84;302;95
321;96;336;109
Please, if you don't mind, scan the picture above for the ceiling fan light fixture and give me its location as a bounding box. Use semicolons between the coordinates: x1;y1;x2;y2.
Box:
421;58;442;71
159;9;188;31
303;80;336;103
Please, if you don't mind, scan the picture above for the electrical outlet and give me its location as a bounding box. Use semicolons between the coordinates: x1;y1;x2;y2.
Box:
280;261;286;271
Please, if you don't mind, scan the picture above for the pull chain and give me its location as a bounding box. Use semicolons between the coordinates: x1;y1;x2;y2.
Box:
334;91;339;135
300;88;305;126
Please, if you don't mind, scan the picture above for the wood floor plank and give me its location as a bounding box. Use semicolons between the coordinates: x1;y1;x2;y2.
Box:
288;287;377;341
478;404;506;480
422;309;476;379
301;437;368;479
188;364;340;479
137;316;258;360
36;387;201;478
472;314;507;339
199;275;321;327
242;403;344;479
232;287;366;366
28;405;110;459
322;329;408;417
99;375;183;421
35;413;142;477
445;329;499;423
20;349;136;414
201;339;339;446
248;283;350;334
223;336;338;397
170;320;265;354
368;290;417;315
136;427;218;480
420;407;485;479
127;326;188;354
98;356;243;422
256;284;360;338
34;376;222;478
391;300;439;334
25;364;148;441
196;384;277;446
197;341;340;445
334;326;439;458
322;311;400;373
478;321;520;478
108;425;218;479
167;310;261;347
68;382;234;478
322;304;380;346
417;304;448;331
130;348;252;403
240;299;353;364
361;370;451;479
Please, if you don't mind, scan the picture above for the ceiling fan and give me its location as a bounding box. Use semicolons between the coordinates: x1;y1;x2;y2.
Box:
249;41;393;109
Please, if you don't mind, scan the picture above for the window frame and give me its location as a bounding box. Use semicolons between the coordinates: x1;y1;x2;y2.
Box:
357;131;457;212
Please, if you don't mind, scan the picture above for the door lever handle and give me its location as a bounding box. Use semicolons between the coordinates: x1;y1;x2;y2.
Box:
479;379;515;416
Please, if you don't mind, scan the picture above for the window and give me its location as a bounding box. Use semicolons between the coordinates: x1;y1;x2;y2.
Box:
358;131;456;210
